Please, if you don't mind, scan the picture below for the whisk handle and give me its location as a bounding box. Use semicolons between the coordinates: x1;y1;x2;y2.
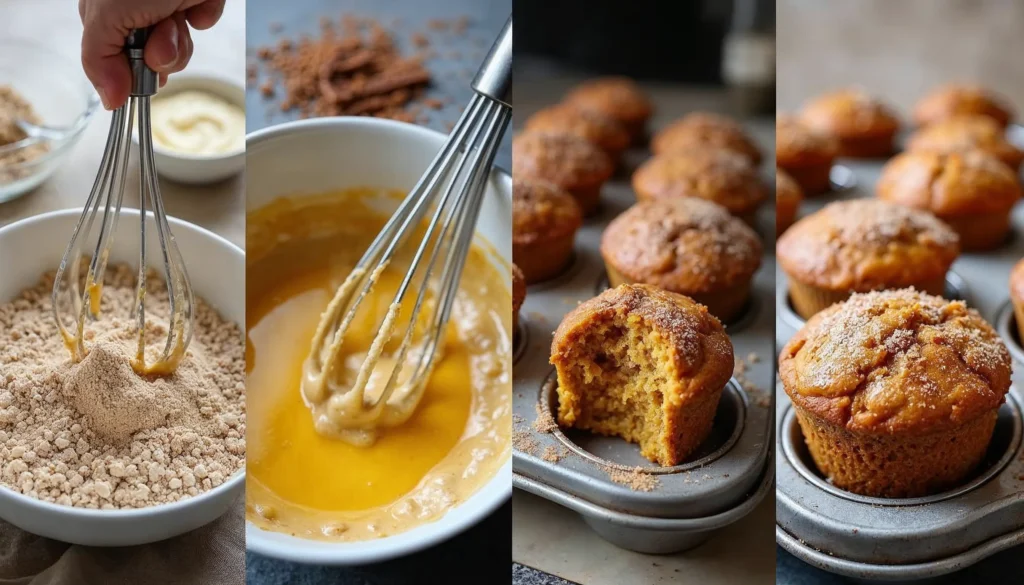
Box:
471;16;512;107
125;27;159;97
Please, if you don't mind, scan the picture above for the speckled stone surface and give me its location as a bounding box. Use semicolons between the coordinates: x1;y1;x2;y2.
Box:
512;563;576;585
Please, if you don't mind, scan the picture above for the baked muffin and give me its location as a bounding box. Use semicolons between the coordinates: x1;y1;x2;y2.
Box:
779;289;1011;497
905;115;1024;172
600;197;762;322
651;112;762;165
631;150;767;226
551;284;733;466
563;77;653;141
775;169;802;235
524;104;631;160
777;199;960;319
513;177;583;283
913;84;1014;128
775;115;838;195
512;263;526;334
877;151;1021;250
800;89;900;158
513;131;614;216
1011;259;1024;344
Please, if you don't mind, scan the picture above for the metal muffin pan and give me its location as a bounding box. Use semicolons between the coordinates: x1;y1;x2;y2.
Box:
512;112;776;555
776;158;1024;579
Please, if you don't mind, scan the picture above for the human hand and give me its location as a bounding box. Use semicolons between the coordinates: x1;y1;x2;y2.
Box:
79;0;226;110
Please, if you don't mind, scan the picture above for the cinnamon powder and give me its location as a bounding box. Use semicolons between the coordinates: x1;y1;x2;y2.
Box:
0;265;245;509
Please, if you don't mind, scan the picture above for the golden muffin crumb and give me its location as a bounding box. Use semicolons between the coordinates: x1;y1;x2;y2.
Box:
550;284;734;466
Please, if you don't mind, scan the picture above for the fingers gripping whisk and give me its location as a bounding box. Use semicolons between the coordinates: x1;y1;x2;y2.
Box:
52;28;194;375
301;17;512;447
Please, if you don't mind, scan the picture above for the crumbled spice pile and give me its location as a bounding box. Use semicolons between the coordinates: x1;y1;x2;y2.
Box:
252;15;474;121
0;85;49;182
0;265;245;509
606;466;660;492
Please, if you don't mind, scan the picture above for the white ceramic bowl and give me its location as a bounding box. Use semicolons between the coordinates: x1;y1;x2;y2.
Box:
245;117;512;565
0;209;245;546
132;74;246;185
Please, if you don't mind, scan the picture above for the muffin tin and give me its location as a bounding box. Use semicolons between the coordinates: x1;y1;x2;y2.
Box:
512;113;776;554
775;141;1024;579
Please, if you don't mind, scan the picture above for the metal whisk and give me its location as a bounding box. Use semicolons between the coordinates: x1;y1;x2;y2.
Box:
52;28;194;375
302;17;512;446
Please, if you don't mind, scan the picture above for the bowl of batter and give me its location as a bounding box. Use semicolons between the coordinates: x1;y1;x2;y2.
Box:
244;117;512;564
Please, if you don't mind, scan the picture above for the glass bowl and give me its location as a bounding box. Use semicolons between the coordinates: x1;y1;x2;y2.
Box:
0;39;99;203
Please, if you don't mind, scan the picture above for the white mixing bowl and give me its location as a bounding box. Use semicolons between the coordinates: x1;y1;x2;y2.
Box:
0;209;245;546
245;117;512;565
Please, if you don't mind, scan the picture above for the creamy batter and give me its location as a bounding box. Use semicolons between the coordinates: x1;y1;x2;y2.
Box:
150;90;244;156
245;189;512;541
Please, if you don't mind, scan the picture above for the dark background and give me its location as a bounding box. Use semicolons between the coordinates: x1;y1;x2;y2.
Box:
514;0;773;83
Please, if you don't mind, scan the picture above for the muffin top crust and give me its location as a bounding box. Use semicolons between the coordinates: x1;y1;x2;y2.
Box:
513;177;583;245
780;289;1011;434
800;89;900;139
876;150;1022;215
562;77;653;125
523;104;630;155
631;149;767;214
776;115;839;167
777;199;960;292
913;84;1014;128
551;284;733;390
905;115;1024;169
513;131;614;190
601;197;762;293
651;112;762;164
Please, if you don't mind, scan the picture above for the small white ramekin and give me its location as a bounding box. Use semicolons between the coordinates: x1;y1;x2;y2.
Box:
132;73;246;185
245;117;512;565
0;209;245;546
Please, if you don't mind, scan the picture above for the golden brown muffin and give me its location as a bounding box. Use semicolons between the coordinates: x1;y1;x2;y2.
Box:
631;150;767;226
775;115;838;195
876;150;1021;251
905;115;1024;172
512;263;526;334
651;112;762;165
523;104;631;160
551;284;733;466
775;169;802;235
913;84;1014;128
513;177;583;283
600;197;762;322
779;289;1011;497
563;77;653;141
1011;259;1024;344
777;199;960;319
513;131;614;216
800;89;900;158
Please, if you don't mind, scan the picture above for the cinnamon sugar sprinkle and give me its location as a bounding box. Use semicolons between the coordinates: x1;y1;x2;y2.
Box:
734;354;771;408
606;466;659;492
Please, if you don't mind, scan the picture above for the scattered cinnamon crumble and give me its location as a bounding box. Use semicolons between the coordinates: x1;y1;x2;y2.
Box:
541;445;567;463
607;466;659;492
533;402;557;433
734;354;771;408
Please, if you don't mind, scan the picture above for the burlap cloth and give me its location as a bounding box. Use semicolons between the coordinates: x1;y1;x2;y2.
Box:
0;496;244;585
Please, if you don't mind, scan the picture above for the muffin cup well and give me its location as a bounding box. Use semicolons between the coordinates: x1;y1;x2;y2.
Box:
787;274;947;320
942;210;1013;251
792;406;999;498
514;233;576;284
779;163;833;196
835;133;896;159
606;265;752;324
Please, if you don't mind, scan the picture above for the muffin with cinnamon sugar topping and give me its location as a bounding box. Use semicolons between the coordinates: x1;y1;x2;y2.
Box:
551;284;733;466
913;84;1014;128
776;115;838;195
877;150;1021;250
563;77;653;142
651;112;762;165
513;177;582;283
631;149;767;226
600;197;762;322
513;131;613;216
800;89;900;158
905;115;1024;172
780;289;1011;497
777;199;960;319
524;104;630;160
